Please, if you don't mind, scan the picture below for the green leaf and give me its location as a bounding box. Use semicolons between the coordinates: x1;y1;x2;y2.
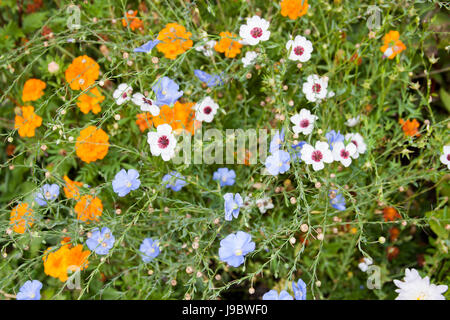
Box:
426;207;449;239
439;88;450;113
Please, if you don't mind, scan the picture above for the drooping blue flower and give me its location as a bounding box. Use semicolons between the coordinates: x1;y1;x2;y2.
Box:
224;193;243;221
17;280;42;300
213;168;236;187
292;279;307;300
34;184;60;206
139;238;160;263
329;189;346;211
112;169;141;197
262;289;294;300
152;76;183;106
290;141;307;162
265;150;291;176
218;231;255;267
326;130;345;151
86;227;115;255
269;129;285;153
133;39;160;53
162;171;187;192
194;70;224;87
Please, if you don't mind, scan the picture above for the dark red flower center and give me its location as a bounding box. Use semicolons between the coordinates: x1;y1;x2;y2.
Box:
300;119;310;128
312;83;321;93
447;154;450;161
250;27;263;38
143;97;152;105
157;135;169;149
351;140;358;147
203;106;212;114
294;46;304;56
122;92;128;99
311;150;323;162
340;149;350;159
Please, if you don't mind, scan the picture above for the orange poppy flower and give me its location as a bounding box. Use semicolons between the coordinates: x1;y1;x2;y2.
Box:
389;227;400;242
150;101;201;135
22;79;46;102
214;31;243;58
66;244;90;272
76;87;105;114
43;244;90;282
156;23;193;59
65;55;100;91
122;10;144;31
399;118;420;137
14;106;42;137
383;207;401;222
280;0;309;20
136;112;153;132
380;31;406;59
387;246;400;261
75;126;110;163
9;203;34;234
63;176;84;200
74;195;103;222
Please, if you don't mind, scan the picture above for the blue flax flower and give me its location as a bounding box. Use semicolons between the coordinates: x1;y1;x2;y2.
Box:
290;141;306;162
265;150;290;176
162;171;187;192
213;168;236;187
134;39;160;53
224;193;243;221
139;238;160;263
326;130;345;151
112;169;141;197
152;76;183;106
262;289;294;300
34;184;60;206
269;129;285;153
194;70;224;87
329;189;346;211
86;227;115;255
218;231;255;267
17;280;42;300
292;279;307;300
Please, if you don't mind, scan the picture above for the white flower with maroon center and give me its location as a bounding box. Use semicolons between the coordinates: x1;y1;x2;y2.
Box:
290;108;317;135
147;124;177;161
113;83;133;105
332;142;357;167
301;141;333;171
439;145;450;170
302;75;329;103
195;96;219;123
239;15;271;46
132;93;160;116
286;35;313;62
345;133;367;159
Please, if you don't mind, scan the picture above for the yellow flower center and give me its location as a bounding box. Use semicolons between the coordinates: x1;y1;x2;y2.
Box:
235;249;242;256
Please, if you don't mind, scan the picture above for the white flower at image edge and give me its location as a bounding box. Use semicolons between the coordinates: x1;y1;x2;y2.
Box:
147;124;177;161
302;75;329;103
394;268;447;300
439;145;450;169
239;15;271;46
195;96;219;123
113;83;133;105
132;93;160;116
286;35;313;62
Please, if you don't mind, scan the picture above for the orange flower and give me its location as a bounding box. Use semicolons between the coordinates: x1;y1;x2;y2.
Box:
22;79;46;102
122;10;144;31
280;0;309;20
74;195;103;222
65;55;100;91
43;244;90;282
136;112;153;132
75;126;110;163
380;31;406;59
63;175;83;200
214;32;242;58
383;207;401;222
9;203;34;234
399;118;420;137
387;246;400;261
76;87;105;114
156;23;193;59
150;101;201;135
14;106;42;137
66;244;90;272
389;227;400;242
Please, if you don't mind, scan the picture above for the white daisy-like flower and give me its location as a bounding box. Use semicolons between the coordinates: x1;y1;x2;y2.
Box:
394;268;448;300
345;116;361;127
113;83;133;105
195;40;217;57
255;196;274;214
239;15;271;46
439;145;450;169
301;141;333;171
286;35;313;62
147;124;177;161
302;75;329;103
345;133;367;159
194;96;219;123
332;142;357;167
242;51;258;67
290;108;317;135
132;93;160;116
358;257;373;272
